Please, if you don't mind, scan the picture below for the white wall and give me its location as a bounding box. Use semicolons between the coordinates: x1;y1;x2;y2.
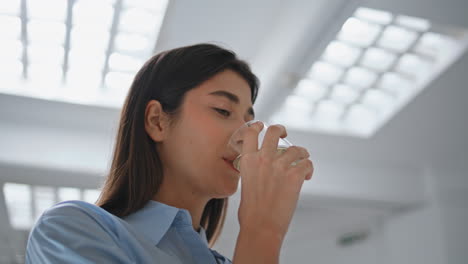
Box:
383;202;446;264
379;157;468;264
280;225;383;264
290;156;468;264
434;159;468;264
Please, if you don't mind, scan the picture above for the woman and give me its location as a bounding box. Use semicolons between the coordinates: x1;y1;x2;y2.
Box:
26;43;314;263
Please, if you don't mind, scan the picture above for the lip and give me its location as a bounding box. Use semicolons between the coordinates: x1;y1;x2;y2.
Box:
223;158;239;173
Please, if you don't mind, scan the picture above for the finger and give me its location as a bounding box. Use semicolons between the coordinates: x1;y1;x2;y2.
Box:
305;159;314;180
242;121;264;155
278;146;310;167
288;158;314;180
261;124;287;153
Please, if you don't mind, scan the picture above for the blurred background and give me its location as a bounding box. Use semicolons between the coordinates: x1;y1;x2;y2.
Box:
0;0;467;263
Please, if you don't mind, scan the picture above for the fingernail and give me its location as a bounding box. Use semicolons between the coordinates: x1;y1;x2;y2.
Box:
246;120;262;127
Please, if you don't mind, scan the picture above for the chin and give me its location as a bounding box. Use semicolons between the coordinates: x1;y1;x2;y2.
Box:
213;178;239;198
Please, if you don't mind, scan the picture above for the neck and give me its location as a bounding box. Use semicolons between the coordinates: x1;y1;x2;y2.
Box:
153;177;210;231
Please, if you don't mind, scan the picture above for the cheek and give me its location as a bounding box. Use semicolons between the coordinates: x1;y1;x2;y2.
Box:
187;113;223;148
182;121;239;196
185;119;232;179
180;116;220;166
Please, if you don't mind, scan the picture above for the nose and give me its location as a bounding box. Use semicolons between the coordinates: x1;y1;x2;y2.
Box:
230;119;249;136
226;119;251;154
239;119;250;128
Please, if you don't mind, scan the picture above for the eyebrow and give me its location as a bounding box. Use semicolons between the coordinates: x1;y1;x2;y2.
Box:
208;90;255;118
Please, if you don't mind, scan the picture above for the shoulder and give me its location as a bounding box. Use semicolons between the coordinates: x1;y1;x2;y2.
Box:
32;200;123;239
41;200;112;222
26;201;134;262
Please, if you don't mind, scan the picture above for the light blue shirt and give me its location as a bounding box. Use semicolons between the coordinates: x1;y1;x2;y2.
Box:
26;200;232;263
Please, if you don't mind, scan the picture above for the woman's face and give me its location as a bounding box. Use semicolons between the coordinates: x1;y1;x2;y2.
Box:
157;70;255;199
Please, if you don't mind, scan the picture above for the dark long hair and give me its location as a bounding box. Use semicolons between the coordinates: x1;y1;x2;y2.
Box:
96;43;259;247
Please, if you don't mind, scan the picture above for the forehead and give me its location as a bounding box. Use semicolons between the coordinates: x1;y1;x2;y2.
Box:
189;70;253;105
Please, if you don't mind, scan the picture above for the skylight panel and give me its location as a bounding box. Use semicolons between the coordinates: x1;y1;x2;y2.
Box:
274;96;314;129
338;17;382;47
72;0;114;27
322;41;362;67
285;95;314;113
354;7;393;25
395;15;430;32
361;89;393;114
66;55;106;94
69;28;110;65
119;7;155;34
377;25;418;52
360;47;397;72
0;0;20;15
0;59;23;86
28;20;66;45
345;103;378;133
308;61;344;85
414;32;456;58
58;187;81;202
28;64;63;91
329;84;360;105
0;0;169;108
33;186;56;220
395;53;433;79
0;40;22;89
4;183;101;230
0;15;21;39
26;20;66;90
123;0;166;12
105;71;135;95
1;60;22;74
271;7;468;137
378;72;413;99
83;189;101;204
108;53;144;73
293;79;328;101
343;67;378;88
316;100;345;120
68;46;107;71
4;183;33;230
28;0;67;21
28;45;64;67
1;40;23;61
114;33;151;53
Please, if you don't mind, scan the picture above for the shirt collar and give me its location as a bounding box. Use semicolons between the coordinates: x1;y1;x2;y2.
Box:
198;225;209;245
122;200;209;247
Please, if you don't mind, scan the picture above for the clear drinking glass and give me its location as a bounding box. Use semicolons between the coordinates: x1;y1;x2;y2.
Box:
227;120;294;171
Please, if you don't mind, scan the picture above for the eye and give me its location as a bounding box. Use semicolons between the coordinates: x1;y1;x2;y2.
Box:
213;108;231;117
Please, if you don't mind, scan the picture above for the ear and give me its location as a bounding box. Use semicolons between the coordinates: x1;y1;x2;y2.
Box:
144;100;170;142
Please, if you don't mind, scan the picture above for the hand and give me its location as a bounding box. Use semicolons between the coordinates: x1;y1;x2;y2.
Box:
237;121;314;242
